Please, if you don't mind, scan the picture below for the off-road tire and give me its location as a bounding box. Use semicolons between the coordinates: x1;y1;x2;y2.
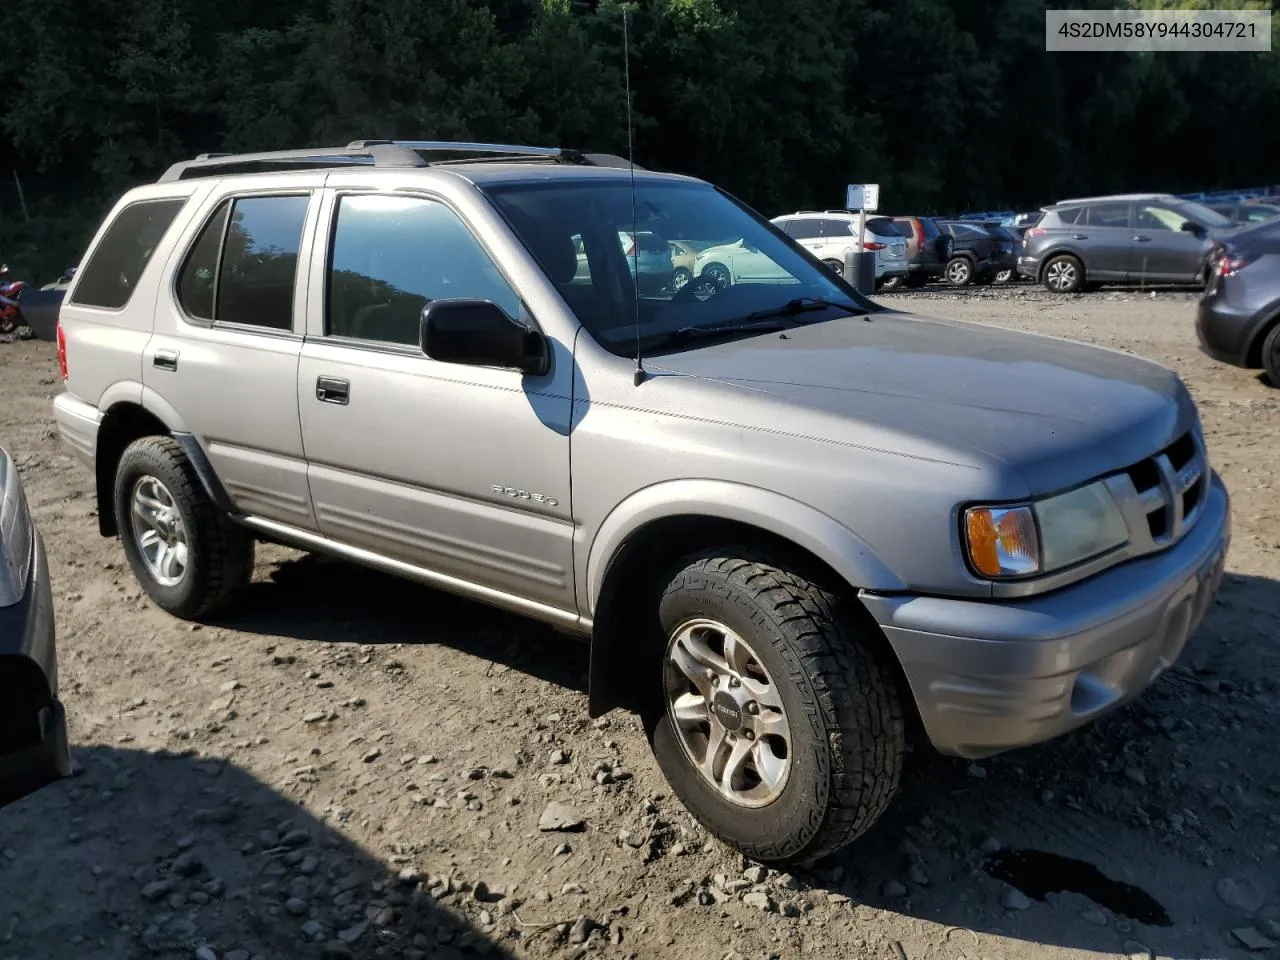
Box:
648;548;905;867
113;436;253;619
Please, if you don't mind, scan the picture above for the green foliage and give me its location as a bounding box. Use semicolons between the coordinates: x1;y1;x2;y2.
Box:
1;0;1277;279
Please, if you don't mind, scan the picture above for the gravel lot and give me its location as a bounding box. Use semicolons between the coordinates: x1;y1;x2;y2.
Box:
1;286;1278;960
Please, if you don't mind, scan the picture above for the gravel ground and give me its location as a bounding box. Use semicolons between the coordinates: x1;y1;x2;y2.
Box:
1;285;1278;960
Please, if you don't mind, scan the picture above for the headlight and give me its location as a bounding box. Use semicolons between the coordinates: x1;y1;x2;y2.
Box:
964;480;1128;580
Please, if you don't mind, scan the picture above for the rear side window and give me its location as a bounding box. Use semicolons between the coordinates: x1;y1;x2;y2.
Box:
69;198;186;310
326;194;520;346
216;196;310;330
865;218;900;237
787;219;821;240
1085;203;1131;228
177;202;230;321
1054;207;1083;225
819;219;854;237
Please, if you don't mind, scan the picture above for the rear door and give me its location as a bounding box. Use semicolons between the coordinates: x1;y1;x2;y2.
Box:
147;178;324;529
1131;203;1208;283
1077;202;1134;281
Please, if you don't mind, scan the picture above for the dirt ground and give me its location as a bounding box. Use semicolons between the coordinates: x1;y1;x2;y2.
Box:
1;285;1277;960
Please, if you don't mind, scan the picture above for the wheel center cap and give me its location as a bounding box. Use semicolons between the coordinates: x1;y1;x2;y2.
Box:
710;691;743;731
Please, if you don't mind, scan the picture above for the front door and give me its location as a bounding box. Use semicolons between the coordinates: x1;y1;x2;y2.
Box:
146;178;324;529
1131;204;1211;283
296;188;577;613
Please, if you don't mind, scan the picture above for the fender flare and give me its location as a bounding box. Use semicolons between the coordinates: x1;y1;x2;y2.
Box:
585;479;906;616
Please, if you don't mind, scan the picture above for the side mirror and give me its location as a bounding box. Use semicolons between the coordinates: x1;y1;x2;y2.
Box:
1180;221;1202;235
420;299;549;376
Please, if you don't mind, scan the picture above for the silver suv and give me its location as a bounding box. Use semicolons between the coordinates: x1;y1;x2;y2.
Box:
51;140;1231;866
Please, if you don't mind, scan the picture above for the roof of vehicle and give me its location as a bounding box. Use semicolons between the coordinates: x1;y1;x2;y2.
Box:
774;211;894;221
156;139;700;187
1052;192;1176;206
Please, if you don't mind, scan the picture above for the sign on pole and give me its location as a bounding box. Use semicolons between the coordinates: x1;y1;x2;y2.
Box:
845;183;879;213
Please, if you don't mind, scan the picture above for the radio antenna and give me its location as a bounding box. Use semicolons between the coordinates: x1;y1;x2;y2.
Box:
623;9;645;387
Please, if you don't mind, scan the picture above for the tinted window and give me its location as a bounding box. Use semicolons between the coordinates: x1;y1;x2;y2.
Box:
215;196;309;330
865;218;900;237
818;219;852;237
176;202;230;321
1170;199;1233;228
787;219;821;239
1054;207;1083;225
1086;203;1130;228
69;198;186;309
327;194;520;346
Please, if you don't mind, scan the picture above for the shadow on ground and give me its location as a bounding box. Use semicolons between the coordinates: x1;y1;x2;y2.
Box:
0;744;520;960
205;552;589;695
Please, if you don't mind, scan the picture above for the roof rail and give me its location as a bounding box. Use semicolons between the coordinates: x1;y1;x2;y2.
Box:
159;139;640;182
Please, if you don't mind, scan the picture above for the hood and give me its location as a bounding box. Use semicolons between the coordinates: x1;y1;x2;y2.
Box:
646;310;1198;495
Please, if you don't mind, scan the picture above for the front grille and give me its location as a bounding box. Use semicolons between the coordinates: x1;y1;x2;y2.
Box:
1119;430;1206;550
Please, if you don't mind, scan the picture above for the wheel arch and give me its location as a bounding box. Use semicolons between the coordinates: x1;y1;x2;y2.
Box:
94;396;233;536
1036;246;1088;284
584;482;908;718
1243;306;1280;368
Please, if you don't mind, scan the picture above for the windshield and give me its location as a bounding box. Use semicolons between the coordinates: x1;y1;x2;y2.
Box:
483;179;871;357
1171;199;1233;229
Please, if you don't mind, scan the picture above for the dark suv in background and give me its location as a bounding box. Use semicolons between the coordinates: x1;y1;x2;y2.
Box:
1019;193;1234;293
889;216;950;287
936;220;1016;286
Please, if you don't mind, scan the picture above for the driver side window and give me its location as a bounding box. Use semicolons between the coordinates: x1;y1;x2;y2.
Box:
326;194;520;347
1135;205;1182;231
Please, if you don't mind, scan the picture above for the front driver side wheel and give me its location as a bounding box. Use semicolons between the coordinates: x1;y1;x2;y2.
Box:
648;548;905;866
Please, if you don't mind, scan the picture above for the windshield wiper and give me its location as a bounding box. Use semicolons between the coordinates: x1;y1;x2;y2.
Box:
660;318;797;344
743;297;863;323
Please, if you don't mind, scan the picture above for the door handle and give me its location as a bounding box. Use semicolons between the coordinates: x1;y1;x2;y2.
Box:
316;376;350;405
1133;235;1152;242
153;349;179;372
1069;234;1088;240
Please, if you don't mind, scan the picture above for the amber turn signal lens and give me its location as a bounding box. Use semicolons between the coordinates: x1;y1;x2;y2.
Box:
965;505;1040;578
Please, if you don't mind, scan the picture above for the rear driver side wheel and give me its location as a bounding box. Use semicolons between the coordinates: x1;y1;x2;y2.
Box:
1043;254;1083;293
648;548;905;866
944;257;973;286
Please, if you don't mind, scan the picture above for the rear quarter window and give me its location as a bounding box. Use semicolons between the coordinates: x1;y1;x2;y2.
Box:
69;197;187;310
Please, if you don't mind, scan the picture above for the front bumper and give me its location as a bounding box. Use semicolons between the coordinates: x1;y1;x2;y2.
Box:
0;524;72;805
862;474;1230;759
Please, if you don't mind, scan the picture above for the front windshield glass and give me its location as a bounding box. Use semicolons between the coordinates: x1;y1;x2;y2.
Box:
483;179;870;357
1172;199;1233;229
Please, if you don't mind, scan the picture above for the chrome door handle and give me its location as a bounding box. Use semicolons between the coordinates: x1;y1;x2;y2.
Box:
153;349;179;372
1133;235;1152;242
316;376;350;405
1070;234;1088;240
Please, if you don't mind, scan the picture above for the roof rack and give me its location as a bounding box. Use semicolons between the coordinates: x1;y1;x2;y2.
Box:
158;139;638;182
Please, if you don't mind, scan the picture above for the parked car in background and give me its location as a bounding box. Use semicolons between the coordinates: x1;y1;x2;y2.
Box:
0;444;72;806
1196;218;1280;386
888;216;951;287
619;230;676;295
13;269;76;341
1206;201;1280;226
936;220;1016;286
772;212;908;287
1018;193;1234;293
979;223;1024;282
668;240;697;292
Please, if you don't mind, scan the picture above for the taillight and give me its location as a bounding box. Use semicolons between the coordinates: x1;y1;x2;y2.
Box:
56;320;68;380
1025;227;1047;238
864;241;886;251
1219;256;1250;277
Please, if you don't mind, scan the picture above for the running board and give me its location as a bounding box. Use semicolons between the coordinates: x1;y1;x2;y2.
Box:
238;516;592;636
